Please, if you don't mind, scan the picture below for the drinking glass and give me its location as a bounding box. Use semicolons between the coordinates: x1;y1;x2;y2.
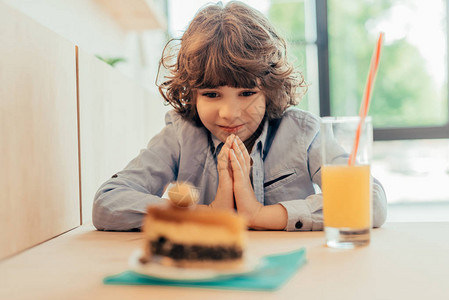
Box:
321;116;372;249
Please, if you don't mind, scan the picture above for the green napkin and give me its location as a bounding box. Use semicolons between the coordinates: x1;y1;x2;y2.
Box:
103;248;306;291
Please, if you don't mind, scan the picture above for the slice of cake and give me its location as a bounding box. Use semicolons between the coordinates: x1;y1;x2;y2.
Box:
140;205;247;269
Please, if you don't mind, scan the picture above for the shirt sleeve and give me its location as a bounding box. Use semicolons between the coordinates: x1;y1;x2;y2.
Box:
92;112;181;231
279;194;324;231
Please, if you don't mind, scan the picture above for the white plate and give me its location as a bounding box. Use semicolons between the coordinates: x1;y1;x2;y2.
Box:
128;249;261;282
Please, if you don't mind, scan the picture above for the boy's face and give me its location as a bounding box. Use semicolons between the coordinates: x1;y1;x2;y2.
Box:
196;85;266;144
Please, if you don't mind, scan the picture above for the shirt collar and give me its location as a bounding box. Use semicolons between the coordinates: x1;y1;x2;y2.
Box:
209;118;269;156
210;134;223;156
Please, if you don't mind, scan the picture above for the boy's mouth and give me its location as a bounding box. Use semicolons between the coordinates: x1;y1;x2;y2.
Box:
218;124;244;133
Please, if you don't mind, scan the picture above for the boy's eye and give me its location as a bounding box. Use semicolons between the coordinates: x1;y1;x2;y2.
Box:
202;92;219;98
241;91;257;97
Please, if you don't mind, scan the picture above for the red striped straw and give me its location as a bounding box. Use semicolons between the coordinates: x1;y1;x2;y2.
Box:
348;32;384;166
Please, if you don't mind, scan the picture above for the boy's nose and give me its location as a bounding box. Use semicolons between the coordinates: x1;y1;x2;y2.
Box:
219;98;241;121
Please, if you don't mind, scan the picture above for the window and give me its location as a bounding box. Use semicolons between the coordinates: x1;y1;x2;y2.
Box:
322;0;449;140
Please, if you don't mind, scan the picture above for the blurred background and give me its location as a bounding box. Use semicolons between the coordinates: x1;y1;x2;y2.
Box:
4;0;448;221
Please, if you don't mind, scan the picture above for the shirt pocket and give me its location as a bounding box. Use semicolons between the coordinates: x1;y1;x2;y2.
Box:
263;168;297;193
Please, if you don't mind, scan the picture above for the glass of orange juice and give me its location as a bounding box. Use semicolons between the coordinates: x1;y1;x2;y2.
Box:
321;117;372;249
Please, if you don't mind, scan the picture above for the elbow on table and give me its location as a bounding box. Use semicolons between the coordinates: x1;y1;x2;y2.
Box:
372;195;388;228
372;180;388;228
92;196;110;231
92;188;122;231
92;190;146;231
373;208;387;228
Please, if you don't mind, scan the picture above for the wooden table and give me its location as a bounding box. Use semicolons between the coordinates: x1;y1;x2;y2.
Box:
1;223;448;300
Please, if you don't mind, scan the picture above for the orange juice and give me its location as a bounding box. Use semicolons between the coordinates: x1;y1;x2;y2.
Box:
322;165;371;229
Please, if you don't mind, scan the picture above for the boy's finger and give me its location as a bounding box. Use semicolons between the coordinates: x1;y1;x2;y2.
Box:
217;135;236;172
230;149;247;182
235;135;250;168
217;146;229;171
232;139;247;172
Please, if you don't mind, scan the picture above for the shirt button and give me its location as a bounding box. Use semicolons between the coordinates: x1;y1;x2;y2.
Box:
295;220;303;229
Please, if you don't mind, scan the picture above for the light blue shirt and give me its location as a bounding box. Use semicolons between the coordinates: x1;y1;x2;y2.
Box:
93;108;387;231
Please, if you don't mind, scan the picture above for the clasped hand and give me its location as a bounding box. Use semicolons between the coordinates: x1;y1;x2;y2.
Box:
211;134;262;227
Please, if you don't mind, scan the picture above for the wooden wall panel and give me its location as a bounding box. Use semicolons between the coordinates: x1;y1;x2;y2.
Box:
78;48;168;224
0;2;80;259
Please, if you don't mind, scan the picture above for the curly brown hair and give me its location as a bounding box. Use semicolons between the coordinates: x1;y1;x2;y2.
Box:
157;1;306;125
